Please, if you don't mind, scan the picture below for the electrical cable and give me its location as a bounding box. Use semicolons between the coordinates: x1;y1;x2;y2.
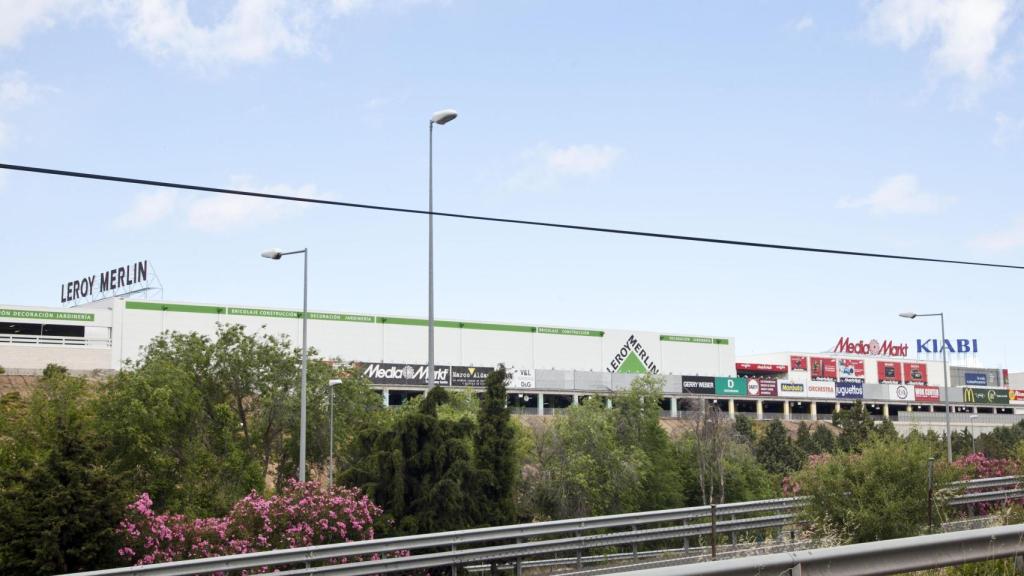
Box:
2;162;1022;271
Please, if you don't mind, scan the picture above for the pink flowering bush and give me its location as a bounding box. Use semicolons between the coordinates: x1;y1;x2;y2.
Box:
118;480;384;568
952;453;1022;516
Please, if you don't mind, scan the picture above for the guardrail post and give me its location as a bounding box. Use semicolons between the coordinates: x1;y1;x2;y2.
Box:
515;538;523;576
927;458;935;533
576;530;583;569
731;514;737;546
490;562;497;576
632;524;638;559
683;519;689;553
451;544;457;576
710;504;717;559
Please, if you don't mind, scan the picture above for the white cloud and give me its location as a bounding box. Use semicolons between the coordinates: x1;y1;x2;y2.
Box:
109;0;318;68
545;144;621;176
0;1;441;68
838;173;955;214
994;112;1024;146
865;0;1013;85
186;177;320;232
974;216;1024;251
794;16;814;31
0;70;55;108
0;0;97;48
115;190;177;228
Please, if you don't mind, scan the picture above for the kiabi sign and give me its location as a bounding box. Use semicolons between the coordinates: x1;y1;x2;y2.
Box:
917;339;979;354
60;260;150;304
833;337;908;357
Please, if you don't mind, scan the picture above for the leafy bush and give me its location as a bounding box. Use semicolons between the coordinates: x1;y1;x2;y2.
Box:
791;436;953;542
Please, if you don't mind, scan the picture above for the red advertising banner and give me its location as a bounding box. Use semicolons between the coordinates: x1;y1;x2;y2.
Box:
790;355;807;371
1004;369;1011;387
838;358;864;379
1010;390;1024;404
746;377;778;396
877;361;902;384
903;362;929;384
736;363;788;374
914;386;940;402
810;357;837;381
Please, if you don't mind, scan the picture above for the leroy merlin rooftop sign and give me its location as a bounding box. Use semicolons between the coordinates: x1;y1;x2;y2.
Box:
606;334;660;374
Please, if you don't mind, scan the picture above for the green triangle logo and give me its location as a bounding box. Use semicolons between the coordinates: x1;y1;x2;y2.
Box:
616;351;648;374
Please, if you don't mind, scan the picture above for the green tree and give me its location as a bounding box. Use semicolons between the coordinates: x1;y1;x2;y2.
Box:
795;422;816;454
0;370;125;574
793;435;953;543
875;418;899;442
344;386;481;534
735;415;756;445
94;324;343;515
833;402;875;452
811;424;836;454
474;367;516;525
756;420;803;475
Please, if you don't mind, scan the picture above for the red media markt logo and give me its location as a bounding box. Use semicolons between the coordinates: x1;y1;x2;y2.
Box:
833;337;908;357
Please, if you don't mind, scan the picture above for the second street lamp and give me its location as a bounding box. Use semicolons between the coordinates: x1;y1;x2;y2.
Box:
328;378;341;488
263;248;310;481
900;311;952;463
427;108;458;390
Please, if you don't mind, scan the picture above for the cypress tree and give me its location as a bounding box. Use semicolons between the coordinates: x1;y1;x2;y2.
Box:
474;367;516;525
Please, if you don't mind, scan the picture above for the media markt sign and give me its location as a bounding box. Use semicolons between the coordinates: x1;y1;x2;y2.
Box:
714;377;748;396
605;332;660;374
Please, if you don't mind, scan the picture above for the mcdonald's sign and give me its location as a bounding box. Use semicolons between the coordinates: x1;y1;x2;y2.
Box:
963;387;1009;405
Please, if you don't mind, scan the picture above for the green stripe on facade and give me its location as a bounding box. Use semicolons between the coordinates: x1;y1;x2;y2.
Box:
307;312;375;323
460;322;535;333
661;335;730;345
377;317;462;329
126;301;224;314
0;308;95;322
537;327;604;337
228;307;301;319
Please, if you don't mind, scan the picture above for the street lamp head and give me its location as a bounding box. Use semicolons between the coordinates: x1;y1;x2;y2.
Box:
261;249;283;260
431;109;458;125
328;379;342;387
899;312;918;319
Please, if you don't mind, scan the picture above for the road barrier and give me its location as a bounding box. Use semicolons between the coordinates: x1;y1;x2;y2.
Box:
63;476;1022;576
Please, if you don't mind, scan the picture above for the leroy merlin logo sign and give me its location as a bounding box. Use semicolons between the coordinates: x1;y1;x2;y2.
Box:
607;334;660;374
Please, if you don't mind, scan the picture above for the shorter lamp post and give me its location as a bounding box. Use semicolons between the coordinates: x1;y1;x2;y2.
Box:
969;414;978;454
900;311;951;463
328;378;342;488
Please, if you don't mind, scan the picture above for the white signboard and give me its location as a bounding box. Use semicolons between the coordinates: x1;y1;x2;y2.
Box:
888;384;913;402
806;381;836;399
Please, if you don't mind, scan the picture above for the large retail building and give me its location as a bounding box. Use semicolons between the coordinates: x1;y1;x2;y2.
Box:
1;299;1021;433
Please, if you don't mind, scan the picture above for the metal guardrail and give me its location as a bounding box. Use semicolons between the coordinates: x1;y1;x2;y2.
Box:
65;498;803;576
611;523;1024;576
63;477;1023;576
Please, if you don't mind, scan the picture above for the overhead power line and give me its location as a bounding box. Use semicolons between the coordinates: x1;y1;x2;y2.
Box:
2;161;1022;271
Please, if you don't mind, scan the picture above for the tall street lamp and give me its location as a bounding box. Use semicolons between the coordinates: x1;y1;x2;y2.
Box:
328;378;341;488
427;109;458;390
900;311;951;463
263;248;309;481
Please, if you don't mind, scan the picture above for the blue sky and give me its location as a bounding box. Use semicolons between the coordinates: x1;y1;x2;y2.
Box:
1;0;1023;369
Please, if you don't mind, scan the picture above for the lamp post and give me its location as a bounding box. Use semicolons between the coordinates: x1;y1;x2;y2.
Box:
427;109;458;390
900;311;951;463
969;414;978;454
328;378;341;488
263;248;309;481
